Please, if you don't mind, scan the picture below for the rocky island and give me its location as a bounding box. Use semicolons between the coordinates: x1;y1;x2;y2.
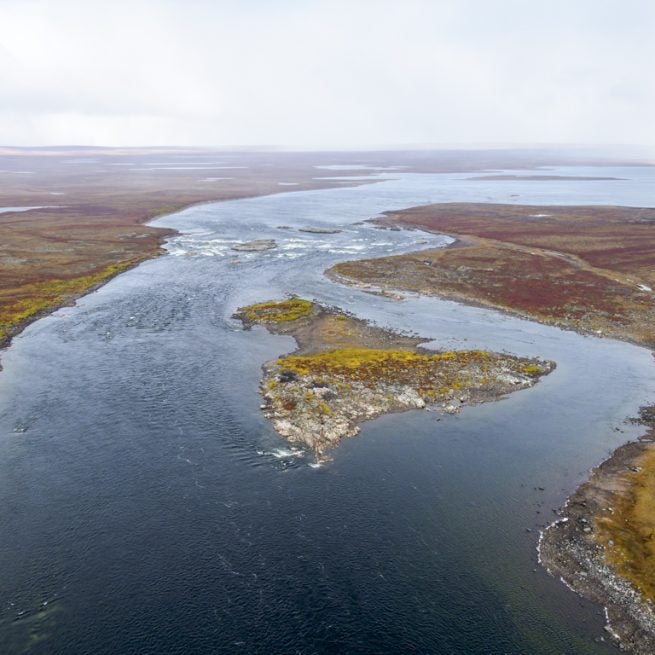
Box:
298;227;342;234
235;298;554;460
231;239;277;251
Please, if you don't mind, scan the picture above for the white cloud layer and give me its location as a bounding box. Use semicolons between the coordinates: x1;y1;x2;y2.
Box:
0;0;653;148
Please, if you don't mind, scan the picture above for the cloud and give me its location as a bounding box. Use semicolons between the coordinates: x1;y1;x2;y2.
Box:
0;0;653;147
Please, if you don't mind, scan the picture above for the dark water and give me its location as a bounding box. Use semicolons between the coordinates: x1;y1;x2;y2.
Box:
1;167;654;654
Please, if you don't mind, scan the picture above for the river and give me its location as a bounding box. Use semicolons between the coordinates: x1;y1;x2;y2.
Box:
0;166;654;654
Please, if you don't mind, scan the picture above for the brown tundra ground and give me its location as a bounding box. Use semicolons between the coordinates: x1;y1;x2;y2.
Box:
330;202;655;348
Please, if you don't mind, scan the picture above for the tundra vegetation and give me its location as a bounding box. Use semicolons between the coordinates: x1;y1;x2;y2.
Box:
539;409;655;655
593;408;655;604
0;150;631;354
330;203;655;347
596;444;655;602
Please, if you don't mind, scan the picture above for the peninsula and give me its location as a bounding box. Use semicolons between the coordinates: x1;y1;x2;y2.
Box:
329;203;655;347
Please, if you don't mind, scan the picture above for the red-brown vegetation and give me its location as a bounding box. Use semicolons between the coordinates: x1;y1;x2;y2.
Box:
331;203;655;347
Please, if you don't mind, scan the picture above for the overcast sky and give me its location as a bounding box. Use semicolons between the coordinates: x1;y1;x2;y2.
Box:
0;0;653;149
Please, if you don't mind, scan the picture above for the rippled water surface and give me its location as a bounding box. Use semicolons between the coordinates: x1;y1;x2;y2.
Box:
1;167;654;654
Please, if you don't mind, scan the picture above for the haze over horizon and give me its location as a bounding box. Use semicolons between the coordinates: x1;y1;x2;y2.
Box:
1;0;653;152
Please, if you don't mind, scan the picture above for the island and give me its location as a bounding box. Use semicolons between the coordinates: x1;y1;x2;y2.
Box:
231;239;277;251
235;298;553;460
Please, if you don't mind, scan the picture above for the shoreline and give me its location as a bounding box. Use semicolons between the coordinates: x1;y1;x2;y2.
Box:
539;430;655;654
331;252;655;651
0;240;169;355
3;160;654;650
326;240;652;352
0;178;378;366
332;206;655;349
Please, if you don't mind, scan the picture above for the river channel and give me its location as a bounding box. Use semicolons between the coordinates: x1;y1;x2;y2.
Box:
0;166;654;653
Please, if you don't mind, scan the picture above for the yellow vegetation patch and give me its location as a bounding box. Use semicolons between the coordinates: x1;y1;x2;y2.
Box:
278;347;492;386
0;261;134;334
596;446;655;602
239;298;313;323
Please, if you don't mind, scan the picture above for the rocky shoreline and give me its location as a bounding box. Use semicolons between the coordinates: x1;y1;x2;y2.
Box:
539;419;655;654
235;298;554;460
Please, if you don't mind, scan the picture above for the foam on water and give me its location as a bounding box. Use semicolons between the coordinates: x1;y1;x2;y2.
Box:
163;216;451;262
269;448;305;459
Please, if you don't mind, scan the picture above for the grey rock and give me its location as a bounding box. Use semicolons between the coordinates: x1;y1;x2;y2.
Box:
232;239;277;252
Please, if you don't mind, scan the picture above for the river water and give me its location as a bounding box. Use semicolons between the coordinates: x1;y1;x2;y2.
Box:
0;166;654;654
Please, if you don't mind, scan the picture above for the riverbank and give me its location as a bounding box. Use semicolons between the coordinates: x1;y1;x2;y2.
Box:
327;201;655;652
2;161;654;654
328;203;655;348
0;148;381;360
235;298;553;460
539;408;655;654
